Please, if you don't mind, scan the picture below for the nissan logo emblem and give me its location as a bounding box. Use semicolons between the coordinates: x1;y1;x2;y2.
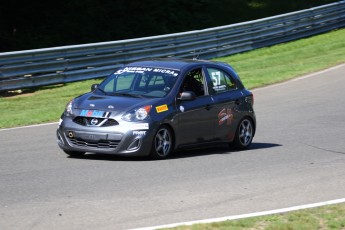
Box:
90;118;98;125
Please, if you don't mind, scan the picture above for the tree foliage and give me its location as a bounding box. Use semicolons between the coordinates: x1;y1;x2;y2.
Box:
0;0;338;52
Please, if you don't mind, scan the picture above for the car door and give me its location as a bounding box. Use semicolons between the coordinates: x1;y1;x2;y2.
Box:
174;67;215;146
205;66;243;142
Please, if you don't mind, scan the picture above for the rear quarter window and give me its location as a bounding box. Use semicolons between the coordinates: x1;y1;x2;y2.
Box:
207;68;237;94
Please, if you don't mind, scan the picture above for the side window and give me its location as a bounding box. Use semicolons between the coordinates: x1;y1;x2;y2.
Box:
116;73;135;91
148;75;164;87
180;68;205;97
104;78;115;92
139;75;150;88
139;75;165;91
207;68;237;94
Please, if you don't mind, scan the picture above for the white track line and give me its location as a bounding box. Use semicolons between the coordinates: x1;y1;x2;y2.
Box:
0;122;58;132
131;198;345;230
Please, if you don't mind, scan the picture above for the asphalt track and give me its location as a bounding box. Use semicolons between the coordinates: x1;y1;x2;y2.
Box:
1;64;345;230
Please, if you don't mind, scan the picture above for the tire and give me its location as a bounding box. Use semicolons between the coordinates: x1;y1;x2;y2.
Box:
150;125;173;160
63;150;85;158
233;118;254;150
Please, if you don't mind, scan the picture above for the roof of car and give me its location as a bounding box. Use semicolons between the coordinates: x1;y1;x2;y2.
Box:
126;58;230;70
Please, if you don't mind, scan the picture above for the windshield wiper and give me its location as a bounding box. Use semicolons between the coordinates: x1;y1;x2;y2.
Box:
113;93;143;98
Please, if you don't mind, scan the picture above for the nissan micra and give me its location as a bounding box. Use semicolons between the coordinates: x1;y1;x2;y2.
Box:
57;59;256;159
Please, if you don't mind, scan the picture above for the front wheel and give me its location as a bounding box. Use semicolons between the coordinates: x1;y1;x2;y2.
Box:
150;126;173;160
233;118;254;150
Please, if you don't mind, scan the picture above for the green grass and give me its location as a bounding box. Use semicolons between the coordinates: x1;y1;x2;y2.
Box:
214;29;345;89
0;79;99;128
162;203;345;230
1;28;345;128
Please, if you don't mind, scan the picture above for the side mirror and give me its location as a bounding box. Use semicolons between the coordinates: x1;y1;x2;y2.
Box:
91;84;99;91
178;91;196;101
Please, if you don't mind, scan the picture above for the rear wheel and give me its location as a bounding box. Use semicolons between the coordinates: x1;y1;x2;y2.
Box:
150;126;173;160
63;150;85;158
233;118;254;149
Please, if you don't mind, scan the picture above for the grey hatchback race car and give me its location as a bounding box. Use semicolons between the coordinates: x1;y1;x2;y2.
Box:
56;59;256;159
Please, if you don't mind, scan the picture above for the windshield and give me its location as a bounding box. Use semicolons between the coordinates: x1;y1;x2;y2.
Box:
98;67;180;98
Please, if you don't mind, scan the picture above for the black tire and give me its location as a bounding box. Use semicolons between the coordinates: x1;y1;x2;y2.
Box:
63;150;85;158
150;125;173;160
233;118;254;150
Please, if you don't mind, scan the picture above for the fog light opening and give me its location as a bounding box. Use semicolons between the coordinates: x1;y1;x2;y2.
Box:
127;138;141;151
68;131;74;138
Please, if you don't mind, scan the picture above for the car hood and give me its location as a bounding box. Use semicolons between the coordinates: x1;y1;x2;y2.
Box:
74;93;160;115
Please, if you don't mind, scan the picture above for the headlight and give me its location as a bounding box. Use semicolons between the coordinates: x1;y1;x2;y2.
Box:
65;100;74;116
122;105;151;122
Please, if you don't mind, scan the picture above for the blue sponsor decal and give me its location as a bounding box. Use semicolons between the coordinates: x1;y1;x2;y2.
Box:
93;110;104;117
80;110;105;117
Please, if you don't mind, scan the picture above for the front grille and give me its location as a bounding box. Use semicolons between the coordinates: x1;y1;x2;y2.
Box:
73;116;119;127
68;137;120;149
73;117;88;126
102;119;119;127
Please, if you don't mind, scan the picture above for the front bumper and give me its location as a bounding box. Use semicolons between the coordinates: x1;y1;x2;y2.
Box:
56;116;156;156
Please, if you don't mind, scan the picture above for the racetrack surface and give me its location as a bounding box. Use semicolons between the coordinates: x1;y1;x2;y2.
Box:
1;64;345;230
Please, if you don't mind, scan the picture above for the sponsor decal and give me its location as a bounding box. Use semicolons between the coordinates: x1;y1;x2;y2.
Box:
156;104;168;113
213;85;226;91
80;110;105;117
130;123;149;130
133;131;147;136
218;108;233;125
115;67;179;76
179;106;185;112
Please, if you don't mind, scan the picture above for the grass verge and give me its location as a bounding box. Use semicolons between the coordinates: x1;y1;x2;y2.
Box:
213;29;345;89
1;28;345;129
162;203;345;230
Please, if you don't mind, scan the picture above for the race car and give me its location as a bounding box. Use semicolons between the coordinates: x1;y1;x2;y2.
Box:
56;58;256;159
